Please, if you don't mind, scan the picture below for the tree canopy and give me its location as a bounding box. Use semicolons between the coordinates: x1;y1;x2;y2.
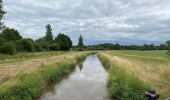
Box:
45;24;53;41
1;27;22;42
55;33;72;51
77;35;84;49
0;0;5;30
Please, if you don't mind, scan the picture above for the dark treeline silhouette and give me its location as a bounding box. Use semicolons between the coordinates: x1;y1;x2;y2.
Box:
0;25;72;55
75;43;168;51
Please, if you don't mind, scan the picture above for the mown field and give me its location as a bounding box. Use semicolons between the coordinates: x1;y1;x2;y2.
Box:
0;51;92;100
99;50;170;99
0;50;169;100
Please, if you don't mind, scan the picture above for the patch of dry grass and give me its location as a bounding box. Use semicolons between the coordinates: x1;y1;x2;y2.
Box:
99;51;170;99
0;51;90;85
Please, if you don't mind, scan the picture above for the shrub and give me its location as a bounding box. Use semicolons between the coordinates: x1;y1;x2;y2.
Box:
0;35;5;45
34;43;43;51
1;27;22;42
37;41;50;51
0;42;16;55
16;39;34;52
49;43;60;51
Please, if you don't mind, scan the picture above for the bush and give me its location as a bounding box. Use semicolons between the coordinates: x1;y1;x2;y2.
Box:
0;36;5;45
16;39;34;52
1;27;22;42
37;41;50;51
0;42;16;55
49;43;60;51
34;43;43;51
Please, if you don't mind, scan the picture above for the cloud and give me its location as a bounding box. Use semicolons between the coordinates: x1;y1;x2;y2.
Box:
3;0;170;45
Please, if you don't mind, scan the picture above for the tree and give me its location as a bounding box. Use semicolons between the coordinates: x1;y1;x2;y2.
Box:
77;35;84;49
1;27;22;42
115;43;121;50
0;0;5;30
167;40;170;55
16;39;34;52
0;34;4;45
55;33;72;51
0;42;16;55
45;24;53;41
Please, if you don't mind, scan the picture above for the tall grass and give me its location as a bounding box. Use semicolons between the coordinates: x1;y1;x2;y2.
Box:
98;54;150;100
0;53;88;100
101;51;170;99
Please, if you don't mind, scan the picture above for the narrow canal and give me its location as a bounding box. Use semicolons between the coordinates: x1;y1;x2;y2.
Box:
39;55;110;100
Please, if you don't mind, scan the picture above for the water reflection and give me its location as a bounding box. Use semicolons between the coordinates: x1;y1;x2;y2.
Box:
40;55;110;100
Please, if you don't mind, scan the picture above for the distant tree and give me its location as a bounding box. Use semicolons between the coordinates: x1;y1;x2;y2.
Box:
45;24;53;41
1;27;22;42
0;42;16;55
55;33;72;51
49;43;60;51
16;39;34;52
0;0;5;30
34;42;43;51
167;40;170;55
115;43;121;50
77;35;84;49
0;34;4;45
159;44;167;50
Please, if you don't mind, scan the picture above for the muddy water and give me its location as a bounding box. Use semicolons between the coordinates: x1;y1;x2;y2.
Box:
39;55;110;100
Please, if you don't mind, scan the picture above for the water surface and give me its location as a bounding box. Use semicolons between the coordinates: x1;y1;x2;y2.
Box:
39;55;110;100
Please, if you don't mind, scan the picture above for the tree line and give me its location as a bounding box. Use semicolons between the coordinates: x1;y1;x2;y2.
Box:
0;24;73;55
82;43;168;51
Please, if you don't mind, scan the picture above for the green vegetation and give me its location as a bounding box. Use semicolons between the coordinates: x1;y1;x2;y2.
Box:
45;24;53;42
0;52;89;100
100;51;170;99
0;42;16;55
55;33;72;51
84;43;168;51
98;53;150;100
77;35;84;50
167;40;170;55
0;0;5;29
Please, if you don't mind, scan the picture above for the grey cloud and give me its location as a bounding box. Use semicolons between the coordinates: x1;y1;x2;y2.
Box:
3;0;170;44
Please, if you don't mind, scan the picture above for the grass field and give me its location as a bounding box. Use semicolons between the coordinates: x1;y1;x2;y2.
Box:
99;50;170;99
0;50;169;100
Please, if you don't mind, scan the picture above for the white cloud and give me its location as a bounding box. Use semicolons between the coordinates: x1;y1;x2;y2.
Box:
3;0;170;44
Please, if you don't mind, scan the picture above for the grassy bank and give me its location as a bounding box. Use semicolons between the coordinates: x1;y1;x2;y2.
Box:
0;52;90;100
99;51;170;99
0;51;67;64
98;53;150;100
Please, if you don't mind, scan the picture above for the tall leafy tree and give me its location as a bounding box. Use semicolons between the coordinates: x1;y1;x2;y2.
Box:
1;27;22;42
45;24;53;41
0;0;5;30
55;33;72;51
77;35;84;49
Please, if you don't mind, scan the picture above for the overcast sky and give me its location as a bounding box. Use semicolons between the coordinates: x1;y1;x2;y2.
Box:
3;0;170;45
